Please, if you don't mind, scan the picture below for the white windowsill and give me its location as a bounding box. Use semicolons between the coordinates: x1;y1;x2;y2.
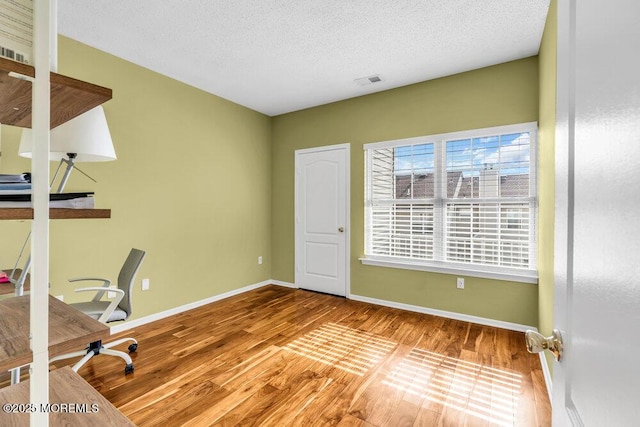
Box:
359;257;538;284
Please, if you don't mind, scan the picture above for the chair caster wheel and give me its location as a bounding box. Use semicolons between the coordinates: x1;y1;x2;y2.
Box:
128;343;138;353
125;364;134;374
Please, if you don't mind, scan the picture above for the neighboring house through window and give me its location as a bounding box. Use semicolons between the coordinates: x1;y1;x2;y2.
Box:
362;122;538;283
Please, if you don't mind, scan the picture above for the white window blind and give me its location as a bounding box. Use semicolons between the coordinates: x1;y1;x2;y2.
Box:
364;123;537;281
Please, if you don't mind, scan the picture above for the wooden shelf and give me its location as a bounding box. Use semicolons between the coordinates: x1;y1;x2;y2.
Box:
0;208;111;220
0;58;113;221
0;57;112;129
0;367;135;426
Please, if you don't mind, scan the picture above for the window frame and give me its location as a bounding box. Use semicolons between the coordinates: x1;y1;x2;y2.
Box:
361;122;538;284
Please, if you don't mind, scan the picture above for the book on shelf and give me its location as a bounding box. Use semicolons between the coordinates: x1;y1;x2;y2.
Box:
0;173;30;183
0;173;32;192
0;183;31;191
0;192;95;209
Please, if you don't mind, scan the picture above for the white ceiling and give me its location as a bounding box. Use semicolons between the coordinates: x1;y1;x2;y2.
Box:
58;1;550;117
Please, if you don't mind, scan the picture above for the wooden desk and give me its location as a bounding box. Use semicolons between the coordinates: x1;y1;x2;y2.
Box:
0;366;134;426
0;295;110;372
0;270;29;297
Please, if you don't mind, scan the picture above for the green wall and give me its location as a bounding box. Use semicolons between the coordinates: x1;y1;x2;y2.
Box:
1;29;556;331
0;36;272;319
538;0;557;372
272;58;541;326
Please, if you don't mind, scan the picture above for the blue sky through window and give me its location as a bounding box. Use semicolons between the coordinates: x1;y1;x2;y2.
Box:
394;132;530;178
394;143;434;176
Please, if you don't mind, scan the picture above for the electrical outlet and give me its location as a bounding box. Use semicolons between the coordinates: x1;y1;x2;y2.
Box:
142;278;150;291
258;256;263;265
456;277;465;289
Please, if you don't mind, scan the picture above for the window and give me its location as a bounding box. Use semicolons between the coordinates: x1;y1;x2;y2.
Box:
363;123;537;283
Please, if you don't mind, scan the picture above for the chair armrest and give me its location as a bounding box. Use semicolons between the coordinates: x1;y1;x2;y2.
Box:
74;287;124;323
69;277;111;302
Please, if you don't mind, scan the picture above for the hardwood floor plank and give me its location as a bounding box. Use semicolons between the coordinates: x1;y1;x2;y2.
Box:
383;400;420;426
213;345;282;388
211;384;283;427
362;373;408;426
41;285;549;426
128;376;227;426
413;407;442;426
336;413;376;427
292;380;348;426
531;368;552;427
390;315;428;347
181;378;269;426
257;371;333;427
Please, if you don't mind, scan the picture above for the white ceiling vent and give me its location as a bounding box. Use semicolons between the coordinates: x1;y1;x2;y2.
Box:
354;74;383;86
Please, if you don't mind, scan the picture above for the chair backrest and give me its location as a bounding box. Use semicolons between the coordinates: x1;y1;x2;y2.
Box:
116;248;146;318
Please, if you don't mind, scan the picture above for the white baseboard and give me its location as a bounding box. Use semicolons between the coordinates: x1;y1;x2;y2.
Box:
116;279;533;333
270;280;297;288
349;293;536;333
539;352;553;402
110;279;272;334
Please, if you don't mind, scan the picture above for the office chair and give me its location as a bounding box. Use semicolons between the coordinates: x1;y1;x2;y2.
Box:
50;248;146;375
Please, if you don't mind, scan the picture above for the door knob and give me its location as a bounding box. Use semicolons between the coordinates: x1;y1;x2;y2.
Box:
525;329;564;361
338;227;344;232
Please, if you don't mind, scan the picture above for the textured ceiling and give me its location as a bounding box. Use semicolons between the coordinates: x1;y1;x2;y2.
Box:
58;1;550;116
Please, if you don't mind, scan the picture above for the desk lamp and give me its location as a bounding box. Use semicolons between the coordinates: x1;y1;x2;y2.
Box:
10;105;117;296
18;105;117;192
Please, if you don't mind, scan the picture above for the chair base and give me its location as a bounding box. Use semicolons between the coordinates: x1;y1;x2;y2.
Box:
50;337;138;375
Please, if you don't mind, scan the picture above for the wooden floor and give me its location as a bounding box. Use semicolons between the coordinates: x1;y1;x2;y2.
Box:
43;286;548;426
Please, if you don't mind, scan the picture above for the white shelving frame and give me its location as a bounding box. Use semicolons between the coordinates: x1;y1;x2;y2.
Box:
30;1;53;425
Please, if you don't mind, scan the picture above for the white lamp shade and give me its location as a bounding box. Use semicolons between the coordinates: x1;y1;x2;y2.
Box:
19;106;116;162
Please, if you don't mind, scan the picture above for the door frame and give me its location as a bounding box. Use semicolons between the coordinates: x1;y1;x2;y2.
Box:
294;143;351;297
552;0;573;417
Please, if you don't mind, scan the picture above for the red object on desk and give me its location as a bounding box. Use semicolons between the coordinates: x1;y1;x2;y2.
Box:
0;272;9;283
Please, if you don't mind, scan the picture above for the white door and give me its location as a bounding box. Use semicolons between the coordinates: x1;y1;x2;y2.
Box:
295;144;349;296
553;0;640;425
